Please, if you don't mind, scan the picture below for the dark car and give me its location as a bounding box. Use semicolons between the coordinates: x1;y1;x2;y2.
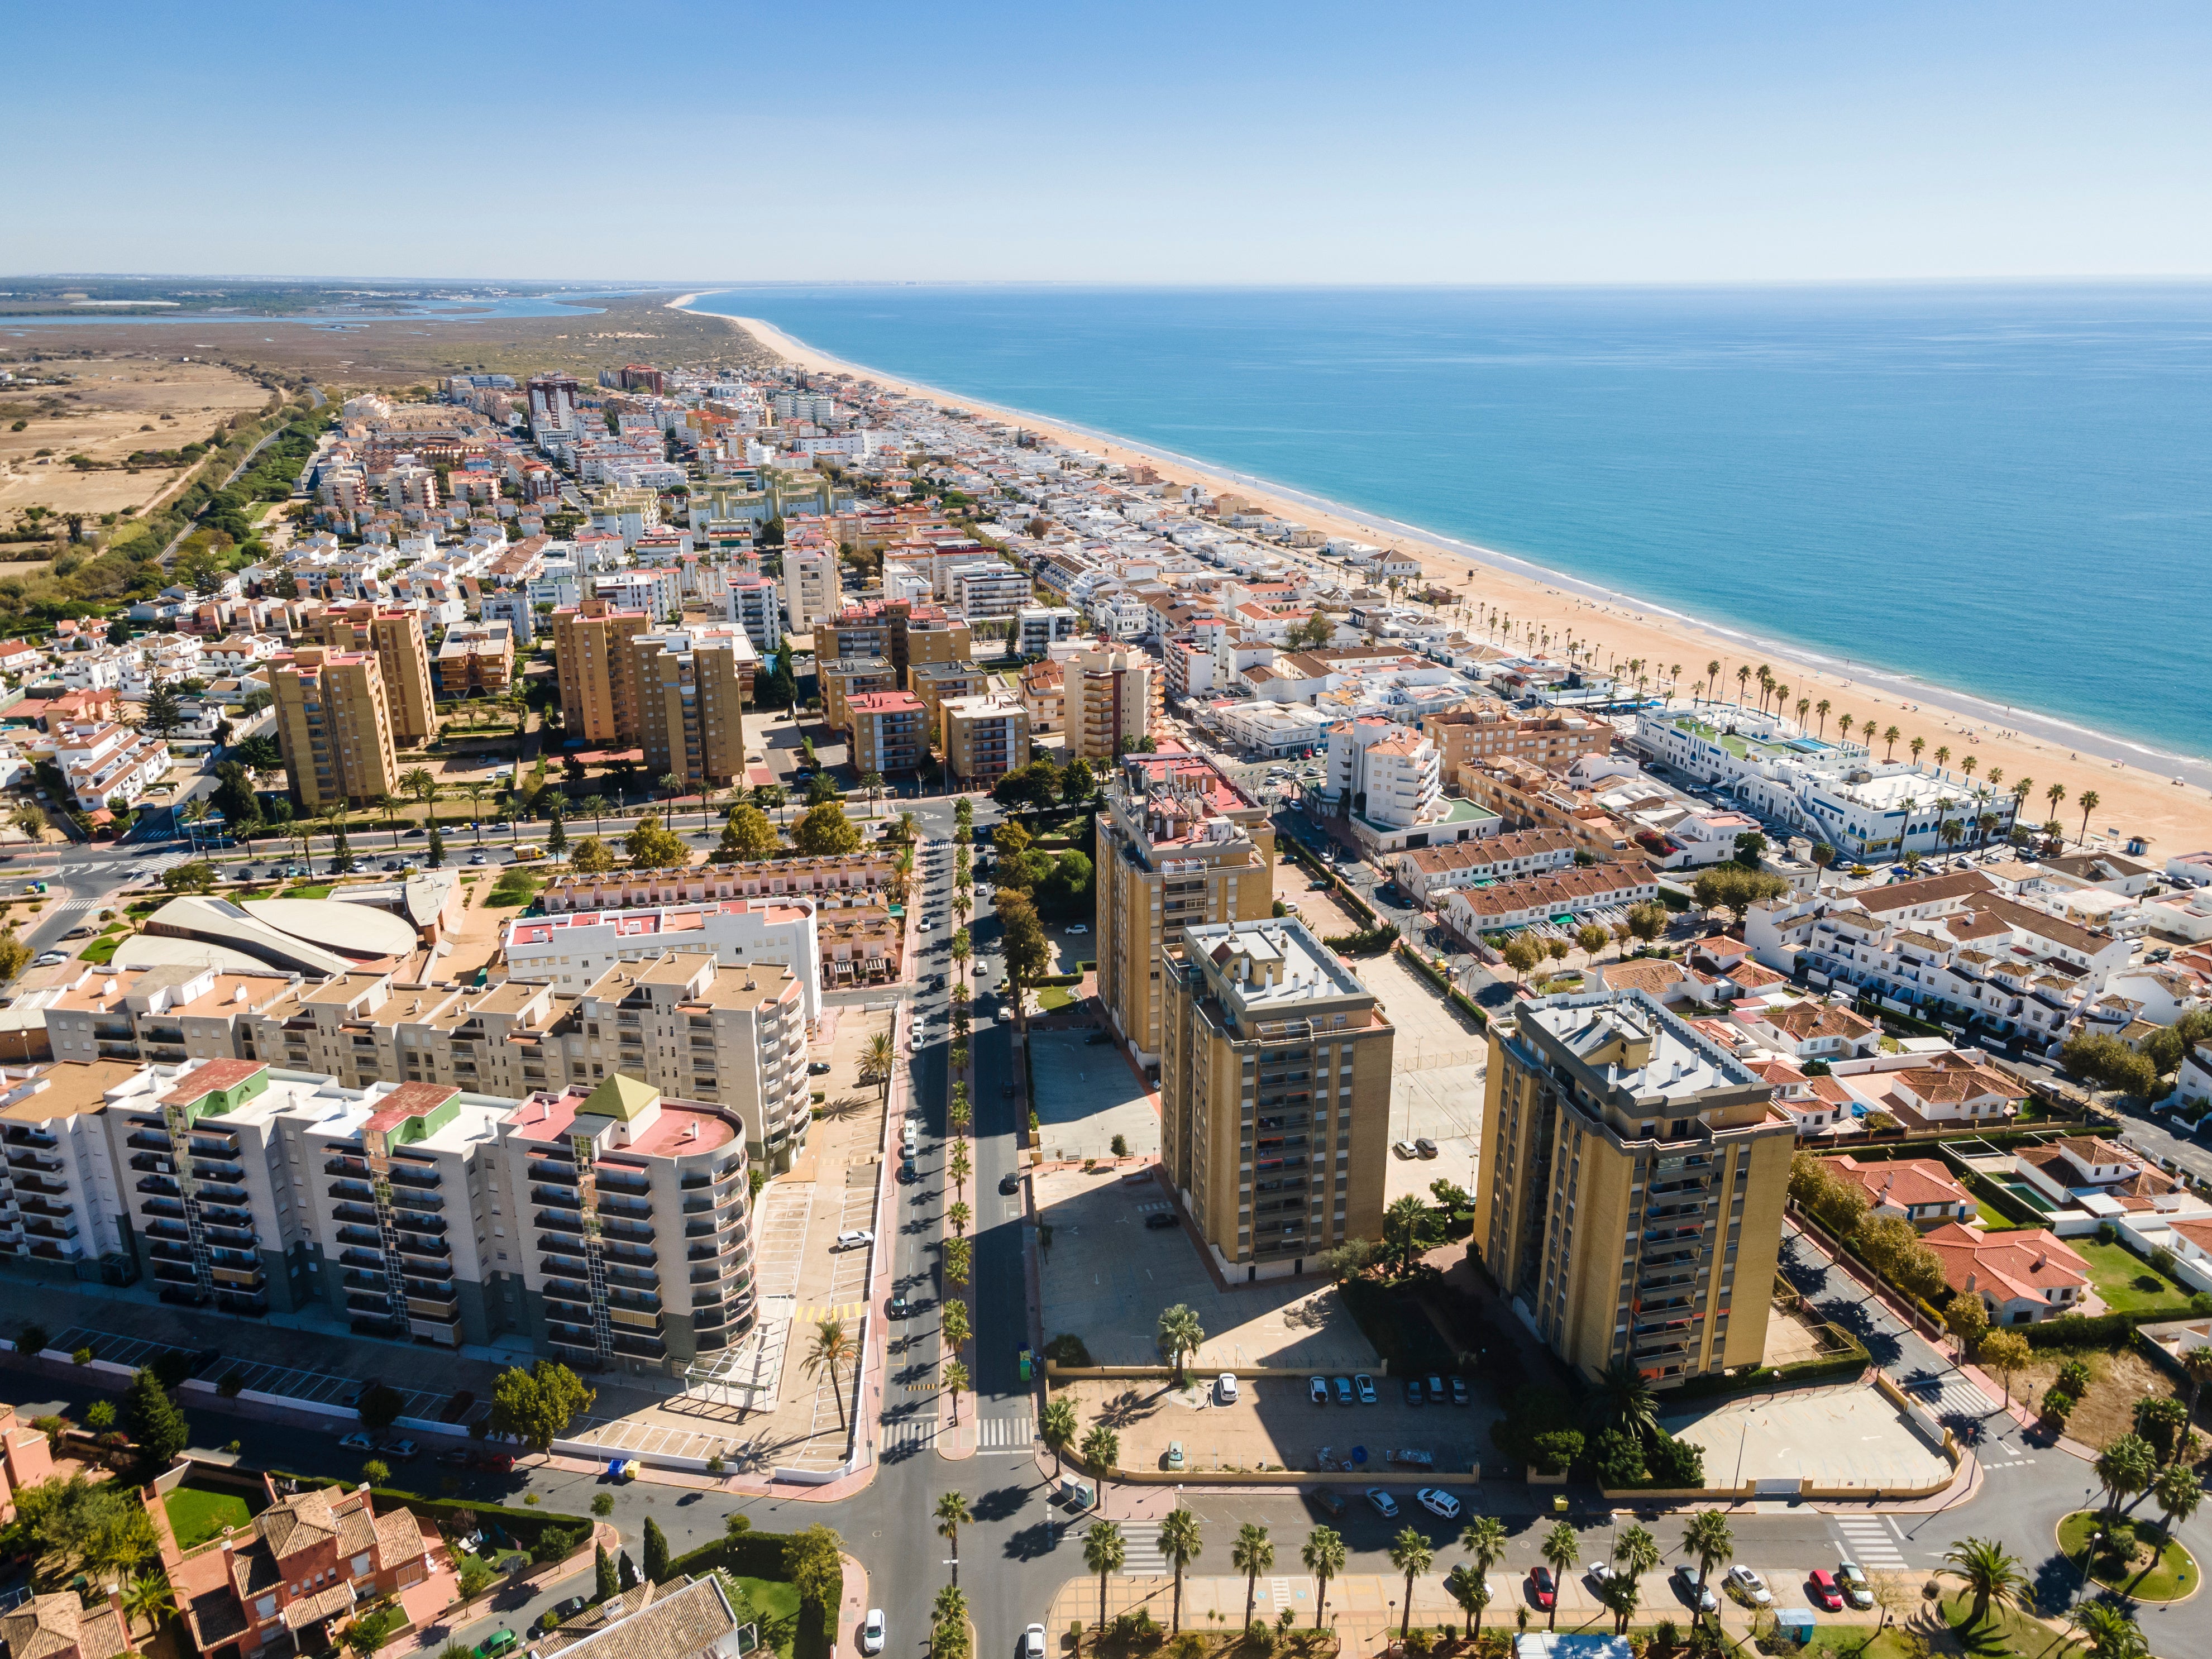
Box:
1084;1030;1112;1046
1310;1489;1346;1518
1403;1377;1423;1406
998;1172;1021;1196
808;1061;832;1075
1144;1212;1178;1230
889;1292;909;1318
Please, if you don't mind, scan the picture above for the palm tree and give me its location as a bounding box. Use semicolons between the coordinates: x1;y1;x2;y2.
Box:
949;930;972;983
1040;1397;1078;1478
1302;1527;1346;1632
1456;1515;1507;1645
1158;1304;1204;1384
2072;1601;2149;1659
1942;1536;2024;1634
1232;1524;1274;1631
2181;1345;2212;1428
862;1031;896;1099
2078;788;2101;844
1795;696;1810;730
1909;735;1926;767
1704;660;1721;701
1682;1510;1733;1628
1811;842;1836;890
1079;1423;1119;1476
464;780;488;842
801;1319;856;1431
1540;1522;1578;1632
1594;1357;1656;1440
1934;744;1951;772
1734;665;1751;704
2149;1464;2202;1565
1083;1521;1125;1629
2046;781;2067;828
1599;1572;1641;1636
932;1586;968;1646
1387;1527;1431;1640
120;1570;175;1639
1445;1564;1490;1641
1614;1523;1661;1589
935;1492;971;1585
1158;1508;1202;1633
1882;725;1901;760
580;794;610;836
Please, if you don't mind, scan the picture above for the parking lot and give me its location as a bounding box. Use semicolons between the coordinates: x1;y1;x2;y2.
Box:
1029;1029;1159;1163
45;1323;453;1419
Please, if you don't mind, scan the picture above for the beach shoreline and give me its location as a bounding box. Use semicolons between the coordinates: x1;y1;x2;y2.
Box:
675;297;2212;852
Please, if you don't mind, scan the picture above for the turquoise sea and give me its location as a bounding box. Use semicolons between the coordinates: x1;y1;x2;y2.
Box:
686;285;2212;762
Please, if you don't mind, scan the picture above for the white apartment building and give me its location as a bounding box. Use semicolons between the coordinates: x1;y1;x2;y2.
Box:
947;561;1033;619
1017;605;1082;656
1633;704;2019;858
595;567;682;620
1314;715;1495;854
781;546;842;633
724;575;786;653
1214;697;1332;758
55;721;170;812
504;897;823;1019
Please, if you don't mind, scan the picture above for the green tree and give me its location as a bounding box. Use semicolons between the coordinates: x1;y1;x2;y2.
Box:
1978;1328;2030;1404
786;1525;845;1617
571;834;613;873
595;1544;618;1603
1302;1527;1346;1631
124;1366;189;1467
426;820;446;868
1233;1524;1274;1632
625;812;689;869
997;889;1051;1015
139;683;186;740
1456;1516;1507;1646
1594;1358;1657;1441
1158;1304;1205;1383
1445;1561;1490;1641
120;1568;176;1639
642;1516;668;1584
935;1492;971;1586
1158;1508;1203;1633
2095;1435;2158;1523
1079;1423;1120;1474
792;801;862;856
802;1320;858;1431
1383;1193;1433;1274
1387;1527;1431;1639
15;1474;157;1584
489;1360;597;1454
1540;1522;1579;1632
1040;1397;1079;1478
1083;1521;1125;1628
1942;1536;2024;1634
1681;1510;1732;1627
2072;1602;2149;1659
1944;1286;1990;1359
1691;863;1791;922
715;804;778;862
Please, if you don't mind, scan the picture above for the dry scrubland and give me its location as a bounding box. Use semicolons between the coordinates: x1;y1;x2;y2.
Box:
0;358;271;520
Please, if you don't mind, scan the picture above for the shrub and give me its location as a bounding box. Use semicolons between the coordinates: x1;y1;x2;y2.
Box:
1646;1432;1704;1488
17;1323;49;1356
533;1523;587;1565
591;1493;614;1517
72;1347;93;1365
218;1370;246;1398
1044;1333;1095;1368
1528;1429;1584;1476
2040;1388;2076;1427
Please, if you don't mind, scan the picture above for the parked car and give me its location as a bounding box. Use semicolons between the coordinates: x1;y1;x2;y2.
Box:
1354;1374;1376;1405
1309;1376;1329;1405
476;1632;518;1658
1310;1489;1346;1518
808;1061;832;1075
889;1292;909;1318
1836;1562;1873;1610
834;1229;874;1251
1334;1376;1354;1406
858;1610;886;1656
551;1597;590;1624
1215;1373;1238;1404
378;1439;418;1460
1414;1138;1439;1159
1528;1569;1555;1610
437;1448;471;1466
1021;1625;1048;1659
1449;1376;1469;1407
339;1432;375;1452
1403;1377;1423;1406
1000;1172;1021;1196
1587;1563;1616;1590
1391;1140;1418;1159
1726;1566;1771;1608
1084;1031;1113;1045
1165;1441;1184;1470
1365;1488;1398;1518
1808;1571;1843;1613
1064;924;1088;935
1665;1565;1717;1615
1144;1212;1177;1230
1415;1488;1459;1519
1426;1375;1445;1403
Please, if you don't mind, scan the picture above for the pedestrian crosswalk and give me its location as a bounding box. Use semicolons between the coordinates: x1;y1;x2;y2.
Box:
1833;1515;1908;1571
1117;1523;1165;1576
978;1412;1035;1450
884;1418;938;1450
794;1301;868;1324
1900;1374;1996;1421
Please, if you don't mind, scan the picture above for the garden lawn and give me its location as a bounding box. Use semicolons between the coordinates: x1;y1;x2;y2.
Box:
164;1485;252;1550
2072;1239;2196;1314
1972;1200;2024;1231
280;884;335;901
2057;1510;2199;1601
715;1572;801;1659
1036;986;1074;1012
78;935;122;965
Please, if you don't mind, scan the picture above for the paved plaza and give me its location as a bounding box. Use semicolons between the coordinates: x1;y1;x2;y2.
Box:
1030;1029;1160;1163
1664;1383;1953;1493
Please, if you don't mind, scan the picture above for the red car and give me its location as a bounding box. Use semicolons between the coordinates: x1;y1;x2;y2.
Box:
1528;1568;1556;1610
1807;1571;1842;1613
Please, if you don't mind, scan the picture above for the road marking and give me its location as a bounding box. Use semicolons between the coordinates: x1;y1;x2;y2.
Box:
1116;1522;1166;1575
883;1419;939;1450
1833;1515;1907;1570
977;1412;1035;1448
794;1300;868;1324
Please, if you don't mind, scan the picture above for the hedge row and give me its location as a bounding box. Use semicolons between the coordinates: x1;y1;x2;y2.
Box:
1393;943;1489;1029
1320;926;1397;955
2020;1308;2208;1351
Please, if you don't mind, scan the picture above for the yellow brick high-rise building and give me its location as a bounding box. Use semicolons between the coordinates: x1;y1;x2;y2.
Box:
553;597;651;745
630;625;758;792
312;604;438;748
271;646;399;811
1095;750;1275;1070
1068;647;1158;760
1158;917;1393;1280
1474;988;1795;1386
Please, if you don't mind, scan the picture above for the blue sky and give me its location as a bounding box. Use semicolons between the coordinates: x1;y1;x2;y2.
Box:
8;1;2211;283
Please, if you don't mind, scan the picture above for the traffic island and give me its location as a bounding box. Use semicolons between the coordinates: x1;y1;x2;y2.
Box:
2057;1510;2200;1603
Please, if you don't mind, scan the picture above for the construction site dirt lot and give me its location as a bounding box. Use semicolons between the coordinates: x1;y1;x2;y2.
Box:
0;357;273;520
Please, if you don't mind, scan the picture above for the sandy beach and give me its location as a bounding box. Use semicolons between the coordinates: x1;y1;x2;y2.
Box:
686;301;2212;855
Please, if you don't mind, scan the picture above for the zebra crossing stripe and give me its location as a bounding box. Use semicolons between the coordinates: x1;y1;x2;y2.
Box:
1834;1518;1906;1569
977;1413;1035;1448
1116;1523;1166;1575
884;1419;938;1450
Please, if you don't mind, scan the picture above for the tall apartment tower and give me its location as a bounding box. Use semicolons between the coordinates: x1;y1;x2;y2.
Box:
1095;752;1275;1069
1158;918;1393;1281
313;604;438;748
271;646;399;811
781;546;842;634
890;603;971;687
1068;647;1159;759
527;374;580;438
1475;988;1794;1386
552;597;652;745
630;625;758;792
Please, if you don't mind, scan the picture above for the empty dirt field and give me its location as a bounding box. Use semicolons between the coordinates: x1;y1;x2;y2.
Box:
0;357;273;522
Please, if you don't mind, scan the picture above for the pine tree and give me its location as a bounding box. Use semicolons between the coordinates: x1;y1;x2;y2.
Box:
124;1366;188;1467
619;1551;639;1590
427;822;446;868
594;1545;618;1603
547;811;567;856
642;1517;668;1583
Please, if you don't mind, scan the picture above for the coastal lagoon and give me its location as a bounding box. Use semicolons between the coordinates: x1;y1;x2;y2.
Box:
689;284;2212;761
